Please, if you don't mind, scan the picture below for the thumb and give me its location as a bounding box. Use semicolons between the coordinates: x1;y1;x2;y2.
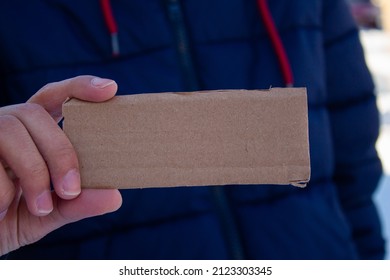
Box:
28;75;117;122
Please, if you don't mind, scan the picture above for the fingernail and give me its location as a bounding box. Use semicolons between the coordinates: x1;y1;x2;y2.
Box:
61;169;81;197
0;209;8;221
36;191;53;215
91;77;115;89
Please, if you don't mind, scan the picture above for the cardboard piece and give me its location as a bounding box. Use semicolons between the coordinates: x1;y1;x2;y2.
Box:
62;88;310;189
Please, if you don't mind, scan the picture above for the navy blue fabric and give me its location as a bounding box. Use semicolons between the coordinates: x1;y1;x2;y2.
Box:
0;0;385;259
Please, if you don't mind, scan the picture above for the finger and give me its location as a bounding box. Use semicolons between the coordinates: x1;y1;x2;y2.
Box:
0;158;16;181
53;189;122;222
19;189;122;246
0;164;15;221
3;189;122;255
0;104;80;200
28;75;117;122
0;115;52;216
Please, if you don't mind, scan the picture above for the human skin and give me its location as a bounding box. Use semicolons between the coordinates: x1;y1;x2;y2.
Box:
0;76;122;256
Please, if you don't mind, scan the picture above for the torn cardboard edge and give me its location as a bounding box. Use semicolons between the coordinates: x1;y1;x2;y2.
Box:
63;88;310;189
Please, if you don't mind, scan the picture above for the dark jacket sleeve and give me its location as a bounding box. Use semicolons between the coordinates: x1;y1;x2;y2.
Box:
0;83;9;107
323;0;385;259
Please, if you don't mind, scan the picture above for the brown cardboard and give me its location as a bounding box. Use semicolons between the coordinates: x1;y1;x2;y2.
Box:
62;88;310;189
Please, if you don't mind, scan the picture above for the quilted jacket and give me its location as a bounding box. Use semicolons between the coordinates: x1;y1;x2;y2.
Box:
0;0;385;259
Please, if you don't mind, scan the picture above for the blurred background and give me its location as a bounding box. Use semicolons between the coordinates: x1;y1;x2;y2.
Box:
347;0;390;260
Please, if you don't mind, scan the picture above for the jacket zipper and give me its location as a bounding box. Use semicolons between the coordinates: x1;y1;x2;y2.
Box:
165;0;199;91
165;0;244;259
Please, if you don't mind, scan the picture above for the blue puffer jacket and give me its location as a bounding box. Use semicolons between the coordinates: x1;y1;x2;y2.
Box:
0;0;385;259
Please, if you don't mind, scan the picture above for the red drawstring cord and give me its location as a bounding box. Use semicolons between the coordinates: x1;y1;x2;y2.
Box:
100;0;120;56
98;0;292;82
257;0;294;87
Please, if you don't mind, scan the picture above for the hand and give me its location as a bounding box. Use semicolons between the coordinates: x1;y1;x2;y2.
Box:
0;76;122;256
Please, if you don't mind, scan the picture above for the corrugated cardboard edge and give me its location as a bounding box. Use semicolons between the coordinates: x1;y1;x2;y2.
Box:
63;88;311;188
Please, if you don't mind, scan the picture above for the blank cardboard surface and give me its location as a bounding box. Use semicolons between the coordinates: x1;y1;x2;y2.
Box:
62;88;310;188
